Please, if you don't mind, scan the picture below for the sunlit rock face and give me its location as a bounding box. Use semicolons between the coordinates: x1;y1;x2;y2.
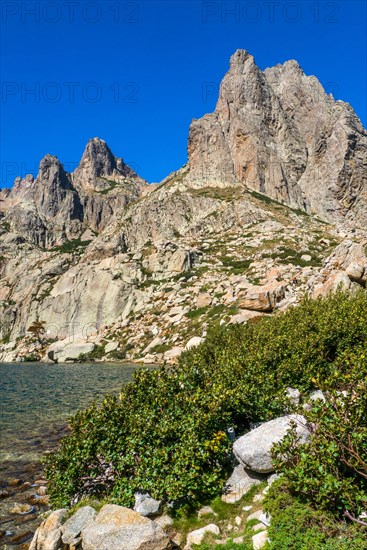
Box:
187;49;367;224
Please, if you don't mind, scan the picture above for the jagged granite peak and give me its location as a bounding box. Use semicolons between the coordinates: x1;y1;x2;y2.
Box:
33;154;83;220
186;49;367;225
0;154;83;247
37;154;72;188
72;137;146;192
0;141;147;246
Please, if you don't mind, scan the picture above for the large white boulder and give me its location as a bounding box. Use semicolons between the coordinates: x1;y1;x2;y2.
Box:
233;415;310;474
81;504;171;550
252;530;269;549
57;342;95;362
46;338;95;363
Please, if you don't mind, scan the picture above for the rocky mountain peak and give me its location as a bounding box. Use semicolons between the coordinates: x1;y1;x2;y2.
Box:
228;49;255;74
79;138;117;178
186;50;367;225
37;154;73;190
72;137;144;192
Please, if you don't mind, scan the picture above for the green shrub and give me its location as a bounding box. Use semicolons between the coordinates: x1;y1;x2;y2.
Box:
44;368;233;508
220;256;252;274
272;369;367;518
265;478;367;549
44;290;367;512
51;239;92;254
77;344;105;362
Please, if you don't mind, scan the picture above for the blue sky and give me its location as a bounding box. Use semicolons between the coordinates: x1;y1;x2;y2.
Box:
1;0;366;186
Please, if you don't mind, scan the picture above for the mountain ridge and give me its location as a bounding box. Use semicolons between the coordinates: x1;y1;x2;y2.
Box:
0;49;366;362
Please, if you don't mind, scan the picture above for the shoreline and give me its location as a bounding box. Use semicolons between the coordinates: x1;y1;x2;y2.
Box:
0;360;149;547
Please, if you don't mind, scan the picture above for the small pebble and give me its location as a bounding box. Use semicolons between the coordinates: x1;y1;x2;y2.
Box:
10;503;34;515
8;479;22;486
235;516;241;526
242;505;252;512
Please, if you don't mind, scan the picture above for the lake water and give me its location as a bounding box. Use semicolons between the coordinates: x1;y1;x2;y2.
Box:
0;361;149;547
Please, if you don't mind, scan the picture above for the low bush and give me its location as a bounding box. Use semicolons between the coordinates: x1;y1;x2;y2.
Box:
272;369;367;519
265;478;367;549
44;290;367;519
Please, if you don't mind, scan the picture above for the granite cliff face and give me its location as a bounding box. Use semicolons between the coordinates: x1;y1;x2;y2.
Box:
187;50;367;224
0;50;366;361
0;138;146;247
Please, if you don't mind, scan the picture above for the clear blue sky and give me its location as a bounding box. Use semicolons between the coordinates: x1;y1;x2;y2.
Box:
1;0;366;186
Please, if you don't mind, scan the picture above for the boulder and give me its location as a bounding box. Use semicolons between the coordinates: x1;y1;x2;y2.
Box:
154;515;173;529
167;249;192;273
197;506;216;518
346;262;365;282
81;504;171;550
229;310;264;324
246;510;263;523
233;415;310;473
252;530;268;549
105;341;119;354
47;338;95;363
61;506;96;546
163;346;183;362
184;524;220;549
185;336;204;350
222;464;265;503
57;342;95;362
286;387;301;405
259;512;271;527
312;271;351;298
29;509;67;550
238;281;287;312
134;492;162;517
196;293;212;308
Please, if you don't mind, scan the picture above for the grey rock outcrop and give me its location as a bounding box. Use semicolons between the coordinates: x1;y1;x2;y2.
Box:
134;492;162;517
61;506;96;546
0;138;146;246
29;509;67;550
81;504;171;550
1;49;367;358
186;50;367;225
222;464;265;503
2;157;83;247
233;414;310;473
